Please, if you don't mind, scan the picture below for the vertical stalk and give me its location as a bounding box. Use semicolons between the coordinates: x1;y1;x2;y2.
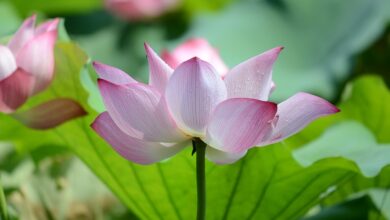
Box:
193;138;206;220
0;180;8;220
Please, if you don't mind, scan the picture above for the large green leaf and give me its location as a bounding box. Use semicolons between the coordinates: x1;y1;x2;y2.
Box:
288;76;390;218
294;121;390;177
370;189;390;220
170;0;390;101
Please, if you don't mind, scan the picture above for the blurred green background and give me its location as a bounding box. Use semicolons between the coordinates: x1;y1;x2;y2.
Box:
0;0;390;219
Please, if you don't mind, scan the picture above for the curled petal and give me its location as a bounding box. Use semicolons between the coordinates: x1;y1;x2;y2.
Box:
165;57;227;136
35;18;60;35
12;98;86;129
205;98;277;153
161;38;228;76
206;147;247;164
0;45;17;80
98;79;187;142
145;43;173;93
93;61;136;85
92;112;188;165
260;92;340;145
17;30;57;94
224;47;283;101
0;69;34;113
7;15;36;55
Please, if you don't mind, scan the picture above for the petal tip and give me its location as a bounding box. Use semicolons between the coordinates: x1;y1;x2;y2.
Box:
50;18;61;29
26;14;37;25
143;42;150;50
92;61;104;70
297;92;340;114
276;46;284;53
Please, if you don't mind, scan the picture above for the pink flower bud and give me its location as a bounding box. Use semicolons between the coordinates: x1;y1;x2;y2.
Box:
105;0;181;21
0;15;59;113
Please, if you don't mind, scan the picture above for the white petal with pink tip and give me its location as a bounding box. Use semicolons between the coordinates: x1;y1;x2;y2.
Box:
92;112;188;165
98;80;187;142
205;98;277;153
258;92;340;146
17;30;57;94
7;15;36;55
165;57;227;136
144;43;173;93
224;47;283;101
93;61;136;85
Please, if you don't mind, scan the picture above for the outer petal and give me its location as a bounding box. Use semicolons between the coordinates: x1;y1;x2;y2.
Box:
144;43;173;93
7;15;36;55
12;98;86;129
161;38;229;76
17;30;57;94
260;92;340;145
0;45;17;80
204;98;277;153
98;79;187;142
165;57;227;136
0;68;34;113
206;147;247;164
93;61;136;85
224;47;283;101
35;18;60;35
92;112;188;165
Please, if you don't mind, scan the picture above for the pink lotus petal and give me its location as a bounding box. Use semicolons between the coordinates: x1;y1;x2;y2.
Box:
260;92;340;145
161;38;229;76
144;43;173;93
92;112;188;165
206;147;247;164
12;98;86;129
205;98;277;153
224;47;283;101
0;45;17;80
17;30;57;95
98;79;187;142
35;18;60;35
0;68;34;113
165;57;227;136
7;15;36;56
93;61;137;85
105;0;179;21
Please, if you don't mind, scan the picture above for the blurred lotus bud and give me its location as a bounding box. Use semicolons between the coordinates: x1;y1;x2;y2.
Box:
161;38;229;77
105;0;181;21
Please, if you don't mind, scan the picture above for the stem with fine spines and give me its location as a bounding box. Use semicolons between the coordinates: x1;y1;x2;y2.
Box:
193;138;206;220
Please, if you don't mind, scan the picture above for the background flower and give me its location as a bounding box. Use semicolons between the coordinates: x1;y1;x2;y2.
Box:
0;15;58;113
105;0;181;21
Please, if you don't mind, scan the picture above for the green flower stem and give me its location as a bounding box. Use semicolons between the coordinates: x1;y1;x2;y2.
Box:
0;180;8;220
193;138;207;220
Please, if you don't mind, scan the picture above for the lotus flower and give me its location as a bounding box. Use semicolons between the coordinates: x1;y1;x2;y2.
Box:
0;15;59;113
91;40;339;165
0;15;87;129
161;38;229;77
105;0;181;21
